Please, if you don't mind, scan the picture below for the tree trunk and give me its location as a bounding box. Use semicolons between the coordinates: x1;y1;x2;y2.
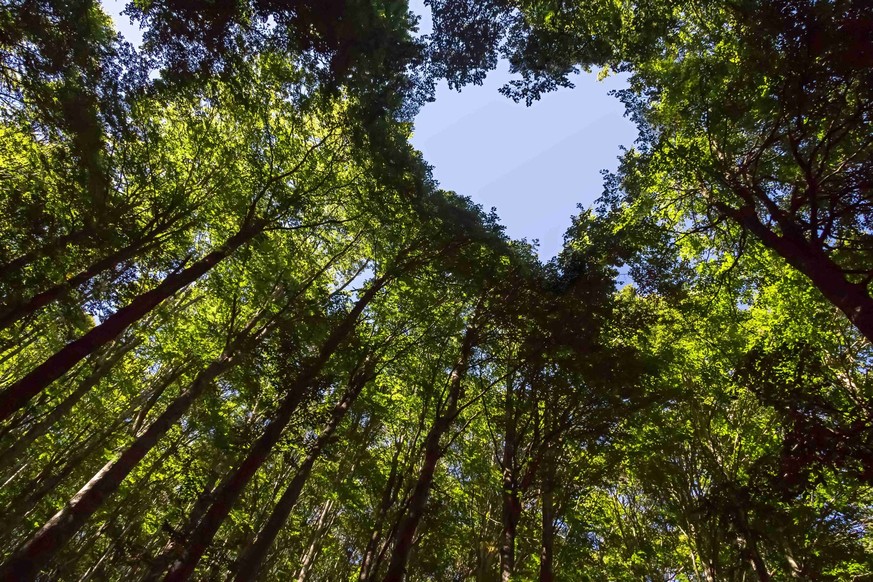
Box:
275;419;372;582
233;363;374;580
141;474;222;582
741;537;771;582
0;227;93;284
0;221;263;422
382;326;476;582
0;233;164;331
500;485;520;582
718;201;873;343
721;488;771;582
131;363;190;437
500;380;518;582
0;425;103;545
0;336;140;472
0;346;246;580
539;445;555;582
162;278;388;582
78;519;136;582
295;499;336;582
358;440;404;582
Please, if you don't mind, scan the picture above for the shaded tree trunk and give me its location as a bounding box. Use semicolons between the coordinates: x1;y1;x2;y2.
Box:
0;229;168;331
382;326;476;582
233;362;375;580
162;278;388;582
289;422;375;582
295;499;337;582
718;200;873;343
0;335;140;472
358;439;404;582
0;227;93;284
500;483;521;582
539;444;555;582
79;519;136;582
500;380;519;582
0;309;269;580
0;220;265;422
141;474;222;582
734;507;771;582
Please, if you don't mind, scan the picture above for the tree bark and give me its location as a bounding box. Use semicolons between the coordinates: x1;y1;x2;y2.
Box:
500;484;521;582
233;363;374;580
291;421;375;582
0;221;264;422
141;474;222;582
539;444;556;582
0;233;164;331
500;381;519;582
0;328;255;580
131;363;190;437
294;499;336;582
0;424;104;544
358;440;404;582
0;336;140;473
0;227;93;284
717;201;873;343
734;507;770;582
382;326;476;582
162;278;388;582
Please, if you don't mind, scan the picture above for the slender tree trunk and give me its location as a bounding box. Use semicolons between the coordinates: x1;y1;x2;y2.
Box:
64;435;189;573
734;511;770;582
131;363;190;437
741;537;771;582
0;227;93;283
0;336;140;472
381;434;441;582
0;425;98;546
162;278;388;582
276;420;376;582
539;445;555;582
382;326;476;582
0;333;254;580
294;500;336;582
78;519;135;582
0;233;164;331
718;483;771;582
160;390;312;580
500;484;520;582
233;363;375;580
358;440;404;582
0;221;264;422
500;381;518;582
141;474;222;582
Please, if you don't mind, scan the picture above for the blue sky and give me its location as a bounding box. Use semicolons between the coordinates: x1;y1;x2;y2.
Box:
407;1;637;258
101;0;637;259
411;66;636;258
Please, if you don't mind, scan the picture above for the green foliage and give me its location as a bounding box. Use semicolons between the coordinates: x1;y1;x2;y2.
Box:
0;1;870;580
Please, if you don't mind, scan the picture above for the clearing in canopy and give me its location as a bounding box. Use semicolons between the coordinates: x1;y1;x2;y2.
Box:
0;0;871;580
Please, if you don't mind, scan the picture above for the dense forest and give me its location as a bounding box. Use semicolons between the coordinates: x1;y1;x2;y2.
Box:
0;0;871;580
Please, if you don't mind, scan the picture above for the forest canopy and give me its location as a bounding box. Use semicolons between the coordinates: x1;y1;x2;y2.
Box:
0;0;871;580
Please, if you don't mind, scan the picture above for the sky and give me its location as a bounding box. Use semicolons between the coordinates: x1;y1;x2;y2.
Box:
101;0;638;259
407;1;638;258
411;67;636;258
